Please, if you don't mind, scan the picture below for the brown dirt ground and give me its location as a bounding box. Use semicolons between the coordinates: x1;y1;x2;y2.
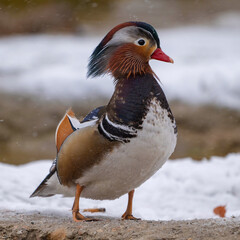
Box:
1;0;240;36
1;93;240;165
0;210;240;240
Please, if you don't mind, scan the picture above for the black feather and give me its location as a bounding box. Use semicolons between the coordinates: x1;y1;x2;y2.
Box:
30;160;57;198
81;106;105;123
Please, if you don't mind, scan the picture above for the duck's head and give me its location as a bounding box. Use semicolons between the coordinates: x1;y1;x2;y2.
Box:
88;21;173;80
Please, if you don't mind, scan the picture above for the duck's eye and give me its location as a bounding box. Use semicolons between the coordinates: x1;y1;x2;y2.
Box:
136;39;146;46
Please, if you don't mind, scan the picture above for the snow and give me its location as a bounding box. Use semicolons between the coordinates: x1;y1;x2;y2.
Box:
1;153;240;221
0;13;240;109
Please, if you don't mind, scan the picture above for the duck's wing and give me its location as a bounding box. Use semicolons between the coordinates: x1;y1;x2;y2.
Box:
81;106;105;123
55;106;106;153
55;109;80;153
30;106;107;198
56;106;118;187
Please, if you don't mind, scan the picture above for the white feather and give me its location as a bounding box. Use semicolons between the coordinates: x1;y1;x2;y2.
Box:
67;115;97;130
106;25;154;47
105;113;136;134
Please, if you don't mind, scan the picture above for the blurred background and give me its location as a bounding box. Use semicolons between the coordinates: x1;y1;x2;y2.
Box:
0;0;240;165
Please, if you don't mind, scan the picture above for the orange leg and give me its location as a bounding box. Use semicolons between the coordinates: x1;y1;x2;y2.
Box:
83;208;106;213
72;184;97;222
121;190;141;220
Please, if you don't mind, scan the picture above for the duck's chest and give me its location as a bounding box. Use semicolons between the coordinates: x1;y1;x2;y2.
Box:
136;98;177;159
113;98;177;178
79;99;177;200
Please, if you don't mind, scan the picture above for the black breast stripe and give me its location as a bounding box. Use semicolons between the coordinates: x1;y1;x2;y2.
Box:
98;115;137;143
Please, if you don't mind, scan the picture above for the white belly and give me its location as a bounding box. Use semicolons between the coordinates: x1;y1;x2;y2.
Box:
77;100;177;200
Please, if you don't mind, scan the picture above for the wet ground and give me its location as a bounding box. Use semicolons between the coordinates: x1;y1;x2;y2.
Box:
0;210;239;240
1;93;240;165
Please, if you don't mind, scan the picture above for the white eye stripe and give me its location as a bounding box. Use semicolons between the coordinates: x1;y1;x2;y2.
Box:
106;26;137;46
106;26;149;47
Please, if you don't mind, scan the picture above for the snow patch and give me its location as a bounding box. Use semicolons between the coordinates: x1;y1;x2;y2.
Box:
1;154;240;220
0;19;240;109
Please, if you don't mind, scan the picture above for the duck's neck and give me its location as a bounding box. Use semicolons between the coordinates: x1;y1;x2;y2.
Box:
107;73;172;128
98;73;174;142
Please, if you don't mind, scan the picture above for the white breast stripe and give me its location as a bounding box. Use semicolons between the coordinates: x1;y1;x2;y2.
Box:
99;120;126;143
105;113;137;134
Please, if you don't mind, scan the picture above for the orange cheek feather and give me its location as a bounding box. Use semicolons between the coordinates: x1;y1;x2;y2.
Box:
108;43;153;78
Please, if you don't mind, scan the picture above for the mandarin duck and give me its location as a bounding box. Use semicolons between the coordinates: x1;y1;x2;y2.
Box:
31;21;177;222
